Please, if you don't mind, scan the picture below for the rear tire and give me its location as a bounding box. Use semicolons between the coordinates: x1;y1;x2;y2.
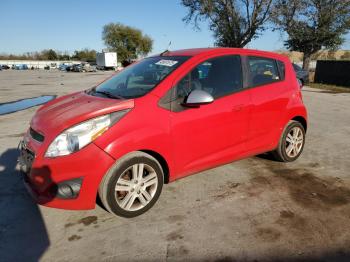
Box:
98;151;164;218
271;120;306;162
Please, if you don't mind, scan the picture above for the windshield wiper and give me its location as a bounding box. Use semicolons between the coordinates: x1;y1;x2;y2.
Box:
93;90;124;100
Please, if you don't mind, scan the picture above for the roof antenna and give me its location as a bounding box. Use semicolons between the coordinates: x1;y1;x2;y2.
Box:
160;41;171;56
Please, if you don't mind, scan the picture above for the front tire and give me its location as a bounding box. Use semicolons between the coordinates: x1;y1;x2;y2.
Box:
99;152;164;218
271;120;306;162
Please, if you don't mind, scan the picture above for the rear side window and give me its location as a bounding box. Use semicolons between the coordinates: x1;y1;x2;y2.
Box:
277;60;286;80
248;57;280;87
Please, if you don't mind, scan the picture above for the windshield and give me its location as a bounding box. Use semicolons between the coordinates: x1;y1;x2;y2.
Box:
90;56;190;99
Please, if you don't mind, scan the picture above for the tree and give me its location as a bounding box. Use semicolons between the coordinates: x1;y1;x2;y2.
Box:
181;0;274;47
39;49;58;60
58;51;71;61
102;23;153;63
47;49;58;60
0;50;71;60
72;49;96;62
272;0;350;70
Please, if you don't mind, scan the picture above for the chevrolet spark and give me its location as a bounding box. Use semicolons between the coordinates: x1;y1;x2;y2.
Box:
19;48;307;217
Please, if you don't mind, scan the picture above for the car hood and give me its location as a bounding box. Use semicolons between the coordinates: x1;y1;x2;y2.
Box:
30;91;134;137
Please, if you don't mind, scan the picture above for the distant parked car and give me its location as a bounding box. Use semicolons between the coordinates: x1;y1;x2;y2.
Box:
59;64;69;71
14;64;29;70
1;64;10;70
71;63;96;72
44;65;50;70
71;64;83;72
293;63;309;86
82;63;97;72
65;65;73;71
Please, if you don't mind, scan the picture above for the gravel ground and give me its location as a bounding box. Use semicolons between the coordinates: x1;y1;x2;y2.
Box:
0;70;350;262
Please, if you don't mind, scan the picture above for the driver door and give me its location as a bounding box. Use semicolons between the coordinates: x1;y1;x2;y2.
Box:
169;55;251;179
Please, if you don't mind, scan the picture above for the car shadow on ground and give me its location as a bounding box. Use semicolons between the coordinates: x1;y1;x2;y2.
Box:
0;148;49;262
215;252;350;262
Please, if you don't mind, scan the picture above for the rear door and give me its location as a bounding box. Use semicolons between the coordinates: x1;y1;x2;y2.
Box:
245;56;291;152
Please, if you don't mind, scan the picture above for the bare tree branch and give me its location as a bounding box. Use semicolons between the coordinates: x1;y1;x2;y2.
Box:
181;0;275;47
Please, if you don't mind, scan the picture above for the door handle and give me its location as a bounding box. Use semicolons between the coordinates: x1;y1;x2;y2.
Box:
232;104;244;112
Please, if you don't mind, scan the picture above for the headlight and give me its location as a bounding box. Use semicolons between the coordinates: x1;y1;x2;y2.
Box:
45;110;129;157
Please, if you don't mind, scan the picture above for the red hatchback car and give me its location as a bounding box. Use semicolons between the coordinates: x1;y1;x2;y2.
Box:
19;48;307;217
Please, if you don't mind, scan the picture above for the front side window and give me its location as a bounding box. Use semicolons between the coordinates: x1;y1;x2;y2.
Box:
248;57;280;86
90;56;189;99
170;55;242;112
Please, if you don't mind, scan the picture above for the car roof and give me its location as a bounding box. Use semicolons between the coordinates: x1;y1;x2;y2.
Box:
158;47;289;61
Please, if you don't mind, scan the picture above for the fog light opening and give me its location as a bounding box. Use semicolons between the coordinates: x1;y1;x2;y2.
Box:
54;178;83;199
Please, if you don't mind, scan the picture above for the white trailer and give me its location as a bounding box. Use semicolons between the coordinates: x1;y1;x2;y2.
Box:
96;52;117;70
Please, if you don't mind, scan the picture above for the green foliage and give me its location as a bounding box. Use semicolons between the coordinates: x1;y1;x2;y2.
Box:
48;49;58;60
0;50;61;60
72;49;96;62
182;0;274;47
0;49;97;61
102;23;153;63
0;53;27;60
272;0;350;69
58;52;71;61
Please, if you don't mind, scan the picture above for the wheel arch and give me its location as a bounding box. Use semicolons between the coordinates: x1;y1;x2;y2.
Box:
291;116;307;132
139;149;170;184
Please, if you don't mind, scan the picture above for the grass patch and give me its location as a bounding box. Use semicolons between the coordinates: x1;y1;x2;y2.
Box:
308;83;350;93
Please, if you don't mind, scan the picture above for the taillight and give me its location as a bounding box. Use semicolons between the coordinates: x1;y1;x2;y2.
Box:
297;89;303;102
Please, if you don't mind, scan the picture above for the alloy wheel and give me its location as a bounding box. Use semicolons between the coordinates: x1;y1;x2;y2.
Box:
115;163;158;211
285;126;304;158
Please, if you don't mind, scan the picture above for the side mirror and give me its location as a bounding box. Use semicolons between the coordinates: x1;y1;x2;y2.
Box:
183;89;214;107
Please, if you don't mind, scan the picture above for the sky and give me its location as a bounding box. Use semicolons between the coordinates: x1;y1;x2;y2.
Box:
1;0;349;55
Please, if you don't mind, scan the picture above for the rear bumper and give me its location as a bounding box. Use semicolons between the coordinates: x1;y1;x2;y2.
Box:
18;141;115;210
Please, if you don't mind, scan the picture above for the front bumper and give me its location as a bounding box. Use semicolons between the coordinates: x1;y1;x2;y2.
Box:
18;139;115;210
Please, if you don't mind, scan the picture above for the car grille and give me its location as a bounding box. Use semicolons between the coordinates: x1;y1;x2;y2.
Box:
30;127;45;142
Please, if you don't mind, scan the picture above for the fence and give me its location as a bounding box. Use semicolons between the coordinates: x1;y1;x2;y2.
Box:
314;60;350;87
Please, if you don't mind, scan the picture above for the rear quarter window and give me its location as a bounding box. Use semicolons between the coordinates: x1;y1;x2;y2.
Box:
247;56;281;87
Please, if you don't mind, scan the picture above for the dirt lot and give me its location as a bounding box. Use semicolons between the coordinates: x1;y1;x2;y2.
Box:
0;70;350;262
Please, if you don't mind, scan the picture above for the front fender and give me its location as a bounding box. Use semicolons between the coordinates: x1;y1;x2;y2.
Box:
93;95;174;180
